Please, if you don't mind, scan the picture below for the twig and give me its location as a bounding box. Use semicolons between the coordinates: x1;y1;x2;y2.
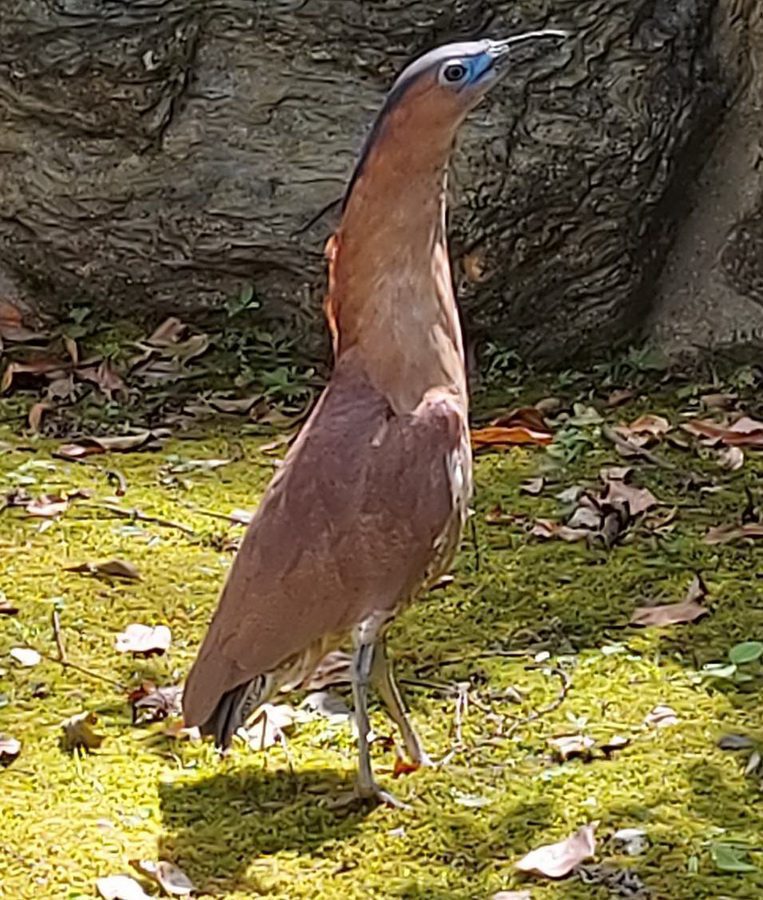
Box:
51;610;67;663
601;425;675;470
78;502;197;537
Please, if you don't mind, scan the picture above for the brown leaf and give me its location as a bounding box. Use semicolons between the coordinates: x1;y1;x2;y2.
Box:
61;710;105;752
129;683;183;725
520;477;545;496
0;300;49;343
392;752;420;779
63;335;79;364
599;466;633;482
613;414;671;450
27;401;51;433
129;860;195;897
0;734;21;766
204;394;262;415
630;597;709;627
25;494;70;518
147;317;187;346
705;523;763;544
1;359;67;393
78;360;127;399
65;558;142;581
55;429;169;460
115;624;171;657
606;388;636;408
530;519;590;543
548;734;595;761
700;392;738;411
516;822;598;879
682;415;763;448
601;481;658;516
472;407;553;450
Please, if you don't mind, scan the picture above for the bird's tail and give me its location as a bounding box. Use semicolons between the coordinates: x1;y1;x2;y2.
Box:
199;673;275;751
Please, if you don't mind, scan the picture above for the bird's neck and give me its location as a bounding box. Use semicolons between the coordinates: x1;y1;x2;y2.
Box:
325;134;467;415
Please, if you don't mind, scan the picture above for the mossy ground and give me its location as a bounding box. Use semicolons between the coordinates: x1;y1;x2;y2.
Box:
1;359;762;900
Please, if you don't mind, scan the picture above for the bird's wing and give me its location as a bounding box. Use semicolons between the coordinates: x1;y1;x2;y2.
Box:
182;363;465;727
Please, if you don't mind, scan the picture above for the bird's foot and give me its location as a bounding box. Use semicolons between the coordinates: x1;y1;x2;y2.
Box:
327;782;410;811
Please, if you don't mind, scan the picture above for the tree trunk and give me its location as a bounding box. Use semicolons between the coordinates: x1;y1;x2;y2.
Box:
1;0;761;363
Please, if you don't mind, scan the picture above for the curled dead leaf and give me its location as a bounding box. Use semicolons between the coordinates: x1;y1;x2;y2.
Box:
682;415;763;448
62;710;105;752
548;734;595;762
129;683;183;724
56;429;170;460
516;822;597;879
520;477;545;496
130;859;195;896
630;597;709;627
717;446;745;471
705;523;763;545
65;558;141;581
472;407;553;450
239;703;295;750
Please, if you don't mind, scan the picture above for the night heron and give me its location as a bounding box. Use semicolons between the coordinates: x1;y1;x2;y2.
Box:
183;30;567;806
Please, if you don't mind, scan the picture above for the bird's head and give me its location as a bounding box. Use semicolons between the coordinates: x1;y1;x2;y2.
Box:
387;31;568;117
343;30;568;212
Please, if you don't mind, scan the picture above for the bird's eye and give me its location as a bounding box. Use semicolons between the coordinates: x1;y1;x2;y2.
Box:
442;62;468;84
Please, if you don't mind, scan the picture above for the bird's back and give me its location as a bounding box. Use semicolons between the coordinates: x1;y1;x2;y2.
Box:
182;351;468;729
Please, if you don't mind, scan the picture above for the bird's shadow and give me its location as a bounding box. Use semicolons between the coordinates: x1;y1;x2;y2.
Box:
158;767;370;895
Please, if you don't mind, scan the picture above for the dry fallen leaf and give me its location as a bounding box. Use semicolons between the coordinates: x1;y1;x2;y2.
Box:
239;703;295;750
548;734;595;762
520;477;546;496
116;624;171;657
56;429;170;460
630;596;709;627
130;859;195;897
62;710;106;752
705;523;763;545
472;407;553;450
614;414;671;446
631;574;709;627
24;494;70;518
65;558;142;581
96;874;151;900
1;358;67;393
601;480;658;516
10;647;41;667
644;705;679;728
27;401;51;433
682;415;763;448
492;892;532;900
0;734;21;766
130;683;183;725
717;446;745;471
606;388;636;407
516;822;598;879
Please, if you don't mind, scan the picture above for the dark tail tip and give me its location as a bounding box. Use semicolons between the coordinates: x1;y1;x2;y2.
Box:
200;677;268;750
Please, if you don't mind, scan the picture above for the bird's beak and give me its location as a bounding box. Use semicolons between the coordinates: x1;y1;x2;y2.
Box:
487;29;569;73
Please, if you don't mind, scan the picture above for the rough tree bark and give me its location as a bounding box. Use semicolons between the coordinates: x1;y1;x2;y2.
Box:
0;0;762;363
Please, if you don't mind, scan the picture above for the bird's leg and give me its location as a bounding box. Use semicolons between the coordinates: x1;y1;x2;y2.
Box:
350;637;408;809
371;639;432;768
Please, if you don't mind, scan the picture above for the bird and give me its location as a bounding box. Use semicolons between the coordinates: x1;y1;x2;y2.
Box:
182;29;567;806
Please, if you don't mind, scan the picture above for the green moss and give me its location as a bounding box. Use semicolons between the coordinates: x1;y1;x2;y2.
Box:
1;368;762;899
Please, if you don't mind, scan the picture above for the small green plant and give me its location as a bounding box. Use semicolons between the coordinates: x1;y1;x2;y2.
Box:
697;640;763;684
